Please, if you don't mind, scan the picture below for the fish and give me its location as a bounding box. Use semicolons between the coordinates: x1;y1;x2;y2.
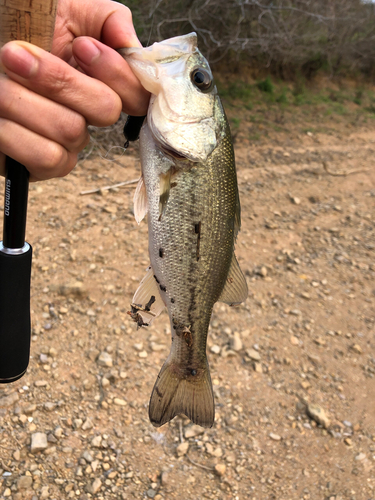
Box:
119;33;248;428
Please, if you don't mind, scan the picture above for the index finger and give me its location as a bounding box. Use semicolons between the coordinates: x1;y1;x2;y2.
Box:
0;41;122;127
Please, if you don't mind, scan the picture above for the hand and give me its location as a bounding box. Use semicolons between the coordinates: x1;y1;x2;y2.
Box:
0;0;149;181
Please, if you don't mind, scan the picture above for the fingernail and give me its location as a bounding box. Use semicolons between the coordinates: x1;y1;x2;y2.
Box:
1;44;37;78
75;39;101;66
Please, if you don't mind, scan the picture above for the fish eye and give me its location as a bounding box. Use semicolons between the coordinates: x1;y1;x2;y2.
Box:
191;68;213;92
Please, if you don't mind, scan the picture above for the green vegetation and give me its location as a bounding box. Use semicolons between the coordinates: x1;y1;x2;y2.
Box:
215;74;375;141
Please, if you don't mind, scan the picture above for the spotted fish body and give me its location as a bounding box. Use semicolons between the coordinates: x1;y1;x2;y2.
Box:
120;33;247;428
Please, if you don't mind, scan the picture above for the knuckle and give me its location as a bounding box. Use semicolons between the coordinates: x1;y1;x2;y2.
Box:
59;110;87;148
42;63;73;98
90;91;122;127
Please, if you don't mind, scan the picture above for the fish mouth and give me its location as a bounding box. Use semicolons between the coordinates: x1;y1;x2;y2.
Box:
159;144;188;161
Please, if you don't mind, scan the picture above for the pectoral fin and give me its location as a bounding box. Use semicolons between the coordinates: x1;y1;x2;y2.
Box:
134;176;148;224
219;253;248;306
130;266;166;326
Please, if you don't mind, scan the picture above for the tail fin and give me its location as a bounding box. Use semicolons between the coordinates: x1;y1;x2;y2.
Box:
149;358;214;428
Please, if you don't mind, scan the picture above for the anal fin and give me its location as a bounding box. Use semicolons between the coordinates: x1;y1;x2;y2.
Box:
219;253;248;306
130;266;165;326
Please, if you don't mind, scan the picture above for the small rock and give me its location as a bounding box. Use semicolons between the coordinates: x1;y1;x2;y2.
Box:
254;362;263;373
258;266;268;277
82;418;94;431
31;432;48;453
54;426;63;438
214;463;226;476
355;453;366;461
269;432;282;441
57;282;87;298
97;351;113;367
82;450;94;463
24;404;37;415
147;489;157;499
306;403;330;428
210;345;221;355
91;435;102;447
290;335;299;346
87;478;102;495
17;475;33;489
0;392;19;407
185;424;205;439
176;442;189;457
229;334;242;352
290;196;301;205
160;471;169;486
351;344;362;354
44;402;56;411
150;343;166;352
40;486;49;499
34;380;48;387
246;348;261;361
113;398;127;407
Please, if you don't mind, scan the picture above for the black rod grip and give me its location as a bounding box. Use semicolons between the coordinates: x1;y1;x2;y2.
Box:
3;156;29;249
0;245;32;383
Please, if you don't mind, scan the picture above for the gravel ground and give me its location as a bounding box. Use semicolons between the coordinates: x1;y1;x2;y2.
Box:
0;115;374;500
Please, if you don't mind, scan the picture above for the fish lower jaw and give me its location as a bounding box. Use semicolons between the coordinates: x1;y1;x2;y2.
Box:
159;144;188;161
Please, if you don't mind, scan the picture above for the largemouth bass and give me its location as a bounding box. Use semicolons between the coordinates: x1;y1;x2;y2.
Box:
120;33;248;428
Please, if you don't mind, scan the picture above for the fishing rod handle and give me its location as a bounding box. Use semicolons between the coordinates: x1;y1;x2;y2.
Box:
0;0;58;383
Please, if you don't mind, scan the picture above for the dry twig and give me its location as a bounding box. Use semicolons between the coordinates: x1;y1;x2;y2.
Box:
80;178;139;196
322;161;370;177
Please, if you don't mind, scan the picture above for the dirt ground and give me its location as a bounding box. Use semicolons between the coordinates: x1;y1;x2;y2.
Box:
0;105;374;500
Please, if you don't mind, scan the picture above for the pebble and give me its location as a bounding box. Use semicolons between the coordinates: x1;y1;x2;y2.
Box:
185;424;205;439
254;362;263;373
269;432;282;441
210;344;221;354
306;403;330;428
160;471;169;486
355;453;366;461
290;196;301;205
176;442;189;457
44;402;57;411
214;463;226;476
82;418;94;430
87;478;102;494
351;344;362;354
40;486;49;499
147;489;157;499
229;334;243;352
0;392;19;407
97;351;113;367
34;380;48;387
17;475;33;489
259;266;268;277
290;335;299;346
114;398;127;406
31;432;48;453
246;348;261;361
82;450;94;463
91;435;102;447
